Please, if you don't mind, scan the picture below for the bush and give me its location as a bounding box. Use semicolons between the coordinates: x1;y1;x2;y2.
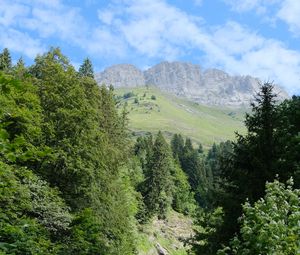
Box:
123;92;135;99
151;95;156;100
218;178;300;254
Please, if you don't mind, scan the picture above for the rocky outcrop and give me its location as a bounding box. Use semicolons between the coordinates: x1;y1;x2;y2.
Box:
95;64;145;88
95;61;289;106
155;243;169;255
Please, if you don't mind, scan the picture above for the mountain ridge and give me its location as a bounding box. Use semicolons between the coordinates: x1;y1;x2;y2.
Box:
95;61;288;107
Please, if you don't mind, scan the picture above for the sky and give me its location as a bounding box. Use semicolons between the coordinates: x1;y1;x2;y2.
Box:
1;0;300;95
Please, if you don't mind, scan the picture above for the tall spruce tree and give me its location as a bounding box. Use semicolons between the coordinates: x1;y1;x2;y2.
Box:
143;131;173;218
0;48;12;71
276;95;300;186
171;133;184;161
78;57;94;78
216;83;280;248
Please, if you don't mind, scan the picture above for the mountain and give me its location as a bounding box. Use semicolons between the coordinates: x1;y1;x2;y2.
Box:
95;61;289;107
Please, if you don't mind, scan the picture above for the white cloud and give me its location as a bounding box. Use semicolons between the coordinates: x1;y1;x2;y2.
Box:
0;2;30;26
86;27;128;57
95;0;300;94
193;0;203;7
277;0;300;36
223;0;262;12
0;27;45;58
223;0;281;14
98;9;115;25
223;0;300;38
0;0;88;55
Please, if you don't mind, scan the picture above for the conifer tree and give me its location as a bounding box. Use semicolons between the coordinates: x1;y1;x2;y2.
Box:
78;57;94;78
216;83;280;247
171;133;184;160
16;57;25;69
143;131;173;218
198;143;204;154
0;48;12;71
14;57;27;78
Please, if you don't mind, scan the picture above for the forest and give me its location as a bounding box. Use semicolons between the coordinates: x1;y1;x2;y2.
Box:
0;47;299;254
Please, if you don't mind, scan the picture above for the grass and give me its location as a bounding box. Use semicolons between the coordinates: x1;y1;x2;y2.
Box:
136;210;192;255
115;86;246;148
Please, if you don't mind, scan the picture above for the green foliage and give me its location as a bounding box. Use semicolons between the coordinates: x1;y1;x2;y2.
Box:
63;208;109;255
123;91;135;99
171;134;211;208
78;58;94;78
219;178;300;255
13;57;27;79
0;48;12;72
143;132;174;218
191;207;224;255
276;95;300;186
151;95;156;100
171;133;184;161
197;84;300;251
171;163;197;215
0;48;139;254
135;134;196;219
0;162;70;254
215;83;282;245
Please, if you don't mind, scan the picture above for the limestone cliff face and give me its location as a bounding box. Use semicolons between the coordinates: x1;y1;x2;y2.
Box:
95;61;288;106
95;64;145;88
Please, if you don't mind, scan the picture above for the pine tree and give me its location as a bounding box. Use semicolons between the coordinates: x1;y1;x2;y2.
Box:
143;131;173;218
216;83;280;247
78;57;94;78
16;57;25;69
198;143;204;154
14;57;27;78
0;48;12;71
276;95;300;186
171;133;184;160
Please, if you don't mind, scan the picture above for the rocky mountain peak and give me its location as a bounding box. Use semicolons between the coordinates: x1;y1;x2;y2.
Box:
95;61;289;107
95;64;144;87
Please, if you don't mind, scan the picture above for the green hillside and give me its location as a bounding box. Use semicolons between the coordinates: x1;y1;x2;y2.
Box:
115;86;246;147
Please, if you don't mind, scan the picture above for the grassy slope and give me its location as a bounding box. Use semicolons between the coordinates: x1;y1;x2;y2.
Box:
137;210;193;255
115;86;246;148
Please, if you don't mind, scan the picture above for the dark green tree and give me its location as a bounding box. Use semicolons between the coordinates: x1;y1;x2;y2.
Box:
198;143;204;154
143;131;174;218
276;95;300;186
78;58;94;78
216;83;281;248
0;48;12;71
171;133;184;161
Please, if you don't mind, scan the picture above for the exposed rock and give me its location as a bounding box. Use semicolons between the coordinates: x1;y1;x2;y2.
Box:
155;243;169;255
95;64;145;87
95;61;289;106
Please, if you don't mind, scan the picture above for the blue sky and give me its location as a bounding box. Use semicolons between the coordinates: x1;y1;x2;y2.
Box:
1;0;300;94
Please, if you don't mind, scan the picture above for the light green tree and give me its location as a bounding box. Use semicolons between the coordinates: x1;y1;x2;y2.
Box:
219;178;300;255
